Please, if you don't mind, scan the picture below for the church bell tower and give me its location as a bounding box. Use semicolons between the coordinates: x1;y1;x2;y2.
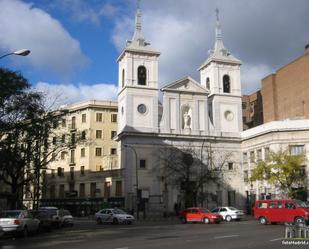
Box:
199;9;243;135
117;1;160;134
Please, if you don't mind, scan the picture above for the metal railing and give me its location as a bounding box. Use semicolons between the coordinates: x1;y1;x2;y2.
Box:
285;223;309;239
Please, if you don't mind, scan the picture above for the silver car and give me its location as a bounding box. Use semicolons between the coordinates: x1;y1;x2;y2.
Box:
95;208;134;224
0;210;40;237
211;206;244;222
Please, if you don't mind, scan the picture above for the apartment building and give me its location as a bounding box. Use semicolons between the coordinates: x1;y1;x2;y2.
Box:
242;91;263;130
36;100;122;215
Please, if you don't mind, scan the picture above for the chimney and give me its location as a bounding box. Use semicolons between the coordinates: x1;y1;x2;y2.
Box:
305;44;309;55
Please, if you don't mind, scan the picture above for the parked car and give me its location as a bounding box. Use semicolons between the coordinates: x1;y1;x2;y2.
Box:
252;199;309;225
0;210;40;237
29;210;53;231
59;209;74;227
180;207;222;224
211;206;244;222
95;208;135;224
38;207;62;228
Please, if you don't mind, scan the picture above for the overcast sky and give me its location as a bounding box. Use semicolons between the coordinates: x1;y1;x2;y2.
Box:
0;0;308;105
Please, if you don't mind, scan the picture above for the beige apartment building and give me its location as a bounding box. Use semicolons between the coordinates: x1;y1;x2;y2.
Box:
36;100;123;215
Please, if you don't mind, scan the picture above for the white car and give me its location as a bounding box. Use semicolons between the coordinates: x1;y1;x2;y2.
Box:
59;209;74;226
0;210;40;237
95;208;134;224
211;206;244;222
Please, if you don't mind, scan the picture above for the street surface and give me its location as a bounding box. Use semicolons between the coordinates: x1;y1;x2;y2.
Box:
0;218;306;249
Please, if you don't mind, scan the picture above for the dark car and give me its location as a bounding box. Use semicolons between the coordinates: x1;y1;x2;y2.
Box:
29;210;53;231
180;207;222;224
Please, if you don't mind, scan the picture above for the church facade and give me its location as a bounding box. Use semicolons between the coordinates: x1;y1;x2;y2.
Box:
117;6;309;214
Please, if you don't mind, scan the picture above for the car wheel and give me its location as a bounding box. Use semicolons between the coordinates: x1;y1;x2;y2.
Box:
203;218;210;224
180;217;187;224
96;218;102;224
259;216;267;225
225;215;232;222
112;218;119;225
294;217;305;225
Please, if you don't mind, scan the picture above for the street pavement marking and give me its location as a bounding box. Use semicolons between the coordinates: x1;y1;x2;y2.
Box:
270;237;283;242
214;235;240;239
115;247;129;249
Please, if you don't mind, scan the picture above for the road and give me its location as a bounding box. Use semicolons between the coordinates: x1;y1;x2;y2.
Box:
0;219;306;249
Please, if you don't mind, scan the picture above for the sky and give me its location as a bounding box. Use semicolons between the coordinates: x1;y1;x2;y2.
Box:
0;0;309;106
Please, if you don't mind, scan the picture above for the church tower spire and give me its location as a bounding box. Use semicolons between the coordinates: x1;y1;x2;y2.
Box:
131;0;146;46
214;8;227;55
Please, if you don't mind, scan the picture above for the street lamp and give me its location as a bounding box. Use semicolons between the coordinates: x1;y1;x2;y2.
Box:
123;144;139;220
0;49;31;59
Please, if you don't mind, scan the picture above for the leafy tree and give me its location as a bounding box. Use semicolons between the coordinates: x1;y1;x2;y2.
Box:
155;144;231;208
0;68;75;209
250;148;306;198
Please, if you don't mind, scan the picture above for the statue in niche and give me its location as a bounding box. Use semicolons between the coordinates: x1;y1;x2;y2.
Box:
182;106;192;129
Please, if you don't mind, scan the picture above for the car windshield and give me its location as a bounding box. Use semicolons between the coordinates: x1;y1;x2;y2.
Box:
294;200;308;208
0;211;21;218
201;209;210;213
228;207;238;210
113;209;126;214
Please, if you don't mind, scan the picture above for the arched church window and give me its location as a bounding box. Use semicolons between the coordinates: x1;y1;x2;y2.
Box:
206;77;210;90
122;69;125;88
223;75;231;93
138;66;147;85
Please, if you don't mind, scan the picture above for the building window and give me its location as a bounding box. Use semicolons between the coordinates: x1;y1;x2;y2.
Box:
81;148;85;157
243;170;249;182
242;102;247;109
104;182;111;197
206;77;210;90
243;152;248;162
90;182;96;198
59;184;65;198
111;131;117;139
81;131;86;140
290;145;305;155
116;181;122;196
82;114;86;123
70;167;74;180
250;151;255;163
122;69;125;88
137;66;146;85
110;148;117;155
96;164;103;171
51;153;56;161
70;150;75;164
62;119;66;127
111;114;117;123
80;166;85;176
300;165;306;175
140;159;146;169
95;148;102;157
71;116;76;129
51;169;55;178
228;190;236;206
96;130;102;139
228;162;233;170
52;137;57;145
71;133;76;145
223;75;231;93
61;134;66;143
57;167;64;177
79;183;85;198
96;113;103;122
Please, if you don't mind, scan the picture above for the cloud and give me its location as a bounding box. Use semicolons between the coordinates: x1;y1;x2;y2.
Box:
112;0;309;93
0;0;88;76
34;82;118;109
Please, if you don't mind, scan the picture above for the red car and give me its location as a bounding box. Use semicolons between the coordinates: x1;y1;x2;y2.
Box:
253;199;309;225
180;207;222;224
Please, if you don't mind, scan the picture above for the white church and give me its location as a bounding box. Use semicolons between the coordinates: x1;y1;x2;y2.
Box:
116;5;309;214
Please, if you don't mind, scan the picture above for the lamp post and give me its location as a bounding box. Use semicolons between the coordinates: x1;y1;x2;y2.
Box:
0;49;31;59
123;144;139;220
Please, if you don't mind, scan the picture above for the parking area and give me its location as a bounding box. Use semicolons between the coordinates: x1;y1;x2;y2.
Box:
1;218;305;249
